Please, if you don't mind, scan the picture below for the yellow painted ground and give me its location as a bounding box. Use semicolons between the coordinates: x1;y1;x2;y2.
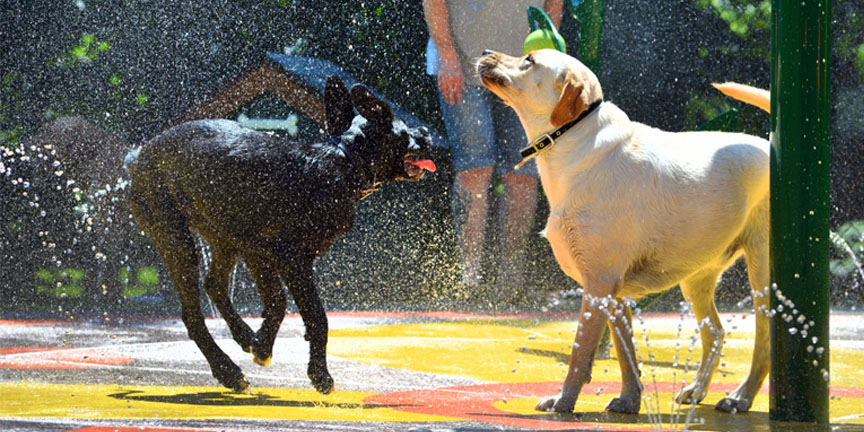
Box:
2;317;862;428
0;381;455;422
329;318;864;425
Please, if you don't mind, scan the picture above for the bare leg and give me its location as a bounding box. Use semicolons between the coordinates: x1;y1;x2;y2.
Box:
452;167;492;287
495;172;538;295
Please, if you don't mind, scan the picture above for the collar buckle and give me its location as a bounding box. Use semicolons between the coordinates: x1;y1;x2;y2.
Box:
531;133;554;155
515;133;554;170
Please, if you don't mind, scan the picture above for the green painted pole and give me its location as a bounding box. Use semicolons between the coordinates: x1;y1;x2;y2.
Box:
572;0;605;74
769;0;831;424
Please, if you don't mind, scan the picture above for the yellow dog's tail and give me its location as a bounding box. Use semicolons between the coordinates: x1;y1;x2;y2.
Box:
712;82;770;113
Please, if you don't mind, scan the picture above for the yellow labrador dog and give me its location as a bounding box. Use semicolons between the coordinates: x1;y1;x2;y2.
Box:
477;49;771;414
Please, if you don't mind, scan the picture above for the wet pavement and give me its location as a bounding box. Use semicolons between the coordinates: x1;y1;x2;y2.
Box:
2;310;864;431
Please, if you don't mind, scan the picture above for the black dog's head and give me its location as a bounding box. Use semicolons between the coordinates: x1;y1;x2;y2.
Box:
324;76;434;182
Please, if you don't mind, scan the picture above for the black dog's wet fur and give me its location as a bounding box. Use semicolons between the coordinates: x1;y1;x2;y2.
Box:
125;77;431;393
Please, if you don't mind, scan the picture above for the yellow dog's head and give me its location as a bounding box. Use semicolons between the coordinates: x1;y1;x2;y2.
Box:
477;49;603;129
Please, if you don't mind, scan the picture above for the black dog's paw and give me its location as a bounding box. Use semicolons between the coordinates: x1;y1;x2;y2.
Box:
251;343;273;367
252;353;272;367
312;374;334;395
237;331;257;355
213;363;249;393
308;364;334;394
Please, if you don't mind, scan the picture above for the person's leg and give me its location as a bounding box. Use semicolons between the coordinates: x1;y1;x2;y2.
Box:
453;167;493;287
492;97;539;297
439;86;496;288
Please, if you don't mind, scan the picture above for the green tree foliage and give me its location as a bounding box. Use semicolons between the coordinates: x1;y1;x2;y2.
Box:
54;33;111;68
696;0;771;59
831;221;864;278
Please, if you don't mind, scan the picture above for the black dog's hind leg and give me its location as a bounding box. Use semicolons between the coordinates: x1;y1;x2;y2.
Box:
243;254;288;367
279;255;333;394
128;183;249;392
200;243;257;354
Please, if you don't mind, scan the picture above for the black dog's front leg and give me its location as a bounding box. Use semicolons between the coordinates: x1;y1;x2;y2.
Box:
201;243;257;353
243;254;288;366
280;255;333;394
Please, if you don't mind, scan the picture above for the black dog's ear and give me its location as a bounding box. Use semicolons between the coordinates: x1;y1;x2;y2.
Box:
324;76;354;136
350;85;393;125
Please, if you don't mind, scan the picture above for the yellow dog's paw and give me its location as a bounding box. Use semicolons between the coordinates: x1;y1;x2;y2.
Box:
716;395;752;413
676;383;707;405
606;395;640;414
535;394;576;413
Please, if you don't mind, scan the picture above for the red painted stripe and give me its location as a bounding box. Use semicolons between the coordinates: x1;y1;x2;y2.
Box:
0;347;66;355
0;319;66;326
67;427;245;432
0;347;133;370
366;382;646;431
365;381;864;431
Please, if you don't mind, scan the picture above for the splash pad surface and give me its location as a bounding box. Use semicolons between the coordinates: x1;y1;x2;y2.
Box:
1;311;863;431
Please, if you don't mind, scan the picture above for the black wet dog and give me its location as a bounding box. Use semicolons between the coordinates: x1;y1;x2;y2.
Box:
125;76;434;393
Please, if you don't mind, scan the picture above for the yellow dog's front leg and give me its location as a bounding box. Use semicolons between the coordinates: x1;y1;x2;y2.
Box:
605;304;642;413
536;298;609;413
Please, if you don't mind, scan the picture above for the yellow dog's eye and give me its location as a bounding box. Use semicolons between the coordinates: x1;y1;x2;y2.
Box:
521;55;535;69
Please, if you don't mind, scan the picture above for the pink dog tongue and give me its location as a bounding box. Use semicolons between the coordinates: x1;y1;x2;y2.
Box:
407;159;436;172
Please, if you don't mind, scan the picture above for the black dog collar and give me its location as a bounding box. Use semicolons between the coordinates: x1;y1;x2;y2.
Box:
330;138;379;200
515;100;603;170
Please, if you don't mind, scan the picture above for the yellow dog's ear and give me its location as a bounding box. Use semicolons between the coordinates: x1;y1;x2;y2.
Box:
550;71;588;128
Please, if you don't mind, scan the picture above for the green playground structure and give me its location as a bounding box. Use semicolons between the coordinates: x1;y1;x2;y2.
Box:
768;0;831;424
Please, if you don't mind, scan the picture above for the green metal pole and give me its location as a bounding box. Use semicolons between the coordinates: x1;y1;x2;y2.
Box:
769;0;831;424
572;0;605;74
